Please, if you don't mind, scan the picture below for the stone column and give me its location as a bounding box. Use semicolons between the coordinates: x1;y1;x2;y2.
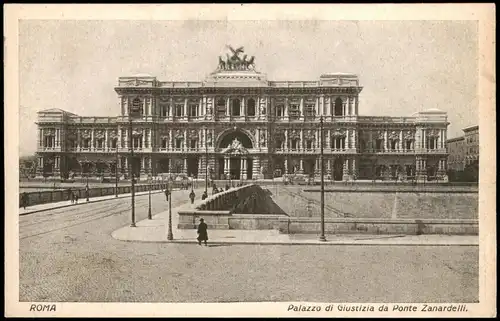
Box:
224;156;230;177
241;157;247;179
241;97;245;117
315;96;320;116
284;129;288;150
169;98;174;118
284;97;289;118
342;98;348;116
183;129;187;150
141;129;145;150
91;129;95;149
299;97;304;118
300;130;304;151
253;157;260;179
319;95;324;116
399;130;403;151
199;97;203;118
226;97;230;117
384;130;388;151
183;158;188;175
104;129;108;150
343;158;349;180
299;158;304;173
184;98;188;118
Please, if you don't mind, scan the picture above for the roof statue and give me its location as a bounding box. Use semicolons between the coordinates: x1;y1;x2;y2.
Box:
218;45;256;71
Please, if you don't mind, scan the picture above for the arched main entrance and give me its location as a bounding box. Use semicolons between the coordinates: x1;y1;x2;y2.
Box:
217;129;254;180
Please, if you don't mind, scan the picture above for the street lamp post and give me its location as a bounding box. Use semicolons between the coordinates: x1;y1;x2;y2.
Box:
166;183;173;240
115;147;119;198
148;176;152;220
319;116;326;242
85;174;89;202
129;113;136;227
205;137;209;194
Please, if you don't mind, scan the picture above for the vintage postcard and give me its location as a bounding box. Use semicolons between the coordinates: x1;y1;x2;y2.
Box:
4;3;496;318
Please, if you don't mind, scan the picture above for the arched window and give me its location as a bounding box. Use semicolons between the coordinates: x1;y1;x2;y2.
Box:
334;98;343;116
232;99;241;116
247;98;256;117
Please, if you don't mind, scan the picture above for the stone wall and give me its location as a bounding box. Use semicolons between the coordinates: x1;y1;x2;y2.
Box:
277;217;478;235
19;184;164;208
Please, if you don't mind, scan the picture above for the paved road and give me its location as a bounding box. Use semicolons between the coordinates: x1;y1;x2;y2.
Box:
19;190;478;303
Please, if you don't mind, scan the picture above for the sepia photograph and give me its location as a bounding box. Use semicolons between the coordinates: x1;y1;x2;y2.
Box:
5;4;496;318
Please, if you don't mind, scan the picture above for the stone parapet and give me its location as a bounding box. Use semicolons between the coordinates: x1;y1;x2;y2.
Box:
277;217;478;236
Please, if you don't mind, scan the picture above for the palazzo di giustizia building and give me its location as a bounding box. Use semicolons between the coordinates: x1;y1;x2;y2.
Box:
35;46;449;182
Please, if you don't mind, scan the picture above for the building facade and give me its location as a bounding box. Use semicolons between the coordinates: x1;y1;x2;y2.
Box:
446;125;479;171
35;47;449;182
446;136;466;171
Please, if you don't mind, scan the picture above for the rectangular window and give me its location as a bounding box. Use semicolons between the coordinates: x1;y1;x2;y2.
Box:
111;139;117;148
291;140;298;150
189;105;197;117
175;105;183;117
405;140;412;150
161;104;169;117
305;104;315;116
375;139;383;150
306;141;312;150
162;139;167;148
175;139;182;149
190;140;196;149
276;104;284;117
97;140;103;149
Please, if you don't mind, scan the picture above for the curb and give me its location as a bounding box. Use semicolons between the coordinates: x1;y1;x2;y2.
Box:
19;190;166;216
111;236;479;247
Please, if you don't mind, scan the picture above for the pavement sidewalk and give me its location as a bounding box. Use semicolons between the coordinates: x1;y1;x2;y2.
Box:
19;189;169;215
112;203;479;246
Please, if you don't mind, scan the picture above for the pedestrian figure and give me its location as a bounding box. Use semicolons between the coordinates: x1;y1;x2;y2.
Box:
74;192;79;204
197;218;208;246
189;189;196;204
212;185;217;195
69;188;75;204
225;184;230;191
20;192;28;209
201;191;208;200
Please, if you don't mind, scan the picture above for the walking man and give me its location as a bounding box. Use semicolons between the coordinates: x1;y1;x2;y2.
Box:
197;218;208;246
201;190;208;200
74;192;79;204
189;189;196;204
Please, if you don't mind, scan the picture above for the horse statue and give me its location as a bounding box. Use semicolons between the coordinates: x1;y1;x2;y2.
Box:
218;56;226;70
246;56;256;69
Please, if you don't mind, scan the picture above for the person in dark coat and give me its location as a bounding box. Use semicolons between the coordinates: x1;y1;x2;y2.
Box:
68;188;74;204
74;192;79;204
20;192;29;209
201;191;208;200
189;190;196;204
197;218;208;246
225;184;230;191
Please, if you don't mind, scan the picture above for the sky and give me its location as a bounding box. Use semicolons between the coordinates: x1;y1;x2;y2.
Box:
18;20;478;156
